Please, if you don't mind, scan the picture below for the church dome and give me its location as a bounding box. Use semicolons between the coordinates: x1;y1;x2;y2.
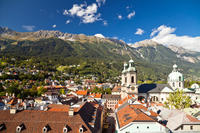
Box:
129;59;134;63
127;59;136;72
168;64;184;82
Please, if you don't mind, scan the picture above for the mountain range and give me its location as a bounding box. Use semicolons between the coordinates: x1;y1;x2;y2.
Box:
0;26;200;80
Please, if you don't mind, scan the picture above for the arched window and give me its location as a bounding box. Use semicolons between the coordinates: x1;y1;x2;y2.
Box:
173;82;175;87
179;76;181;81
179;82;181;87
125;77;127;83
131;76;134;83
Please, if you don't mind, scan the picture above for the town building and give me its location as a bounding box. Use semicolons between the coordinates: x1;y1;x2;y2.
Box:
119;59;200;104
115;98;170;133
102;94;120;111
0;102;104;133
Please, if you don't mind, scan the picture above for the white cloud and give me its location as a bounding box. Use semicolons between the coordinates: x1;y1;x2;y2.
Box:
127;11;135;19
66;20;71;24
118;15;122;19
94;33;105;38
22;25;35;31
96;0;106;7
150;25;175;37
52;24;56;28
151;25;200;52
135;28;144;35
103;20;108;26
64;3;101;24
63;10;69;15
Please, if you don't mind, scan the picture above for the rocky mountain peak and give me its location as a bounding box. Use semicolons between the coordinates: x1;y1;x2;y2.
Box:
132;39;161;48
168;45;196;54
0;26;16;35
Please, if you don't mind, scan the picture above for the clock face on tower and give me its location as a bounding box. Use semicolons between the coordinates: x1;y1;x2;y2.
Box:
131;87;135;90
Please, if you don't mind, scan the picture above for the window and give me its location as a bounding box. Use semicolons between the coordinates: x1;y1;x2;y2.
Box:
179;76;181;81
147;126;149;129
179;82;181;87
137;126;139;129
161;98;164;101
131;76;134;83
190;126;193;130
125;77;127;83
173;82;175;87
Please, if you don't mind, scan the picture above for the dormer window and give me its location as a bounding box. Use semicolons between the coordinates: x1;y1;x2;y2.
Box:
0;123;5;131
43;125;50;133
63;125;69;133
43;127;47;133
79;125;84;133
16;124;25;133
63;127;68;133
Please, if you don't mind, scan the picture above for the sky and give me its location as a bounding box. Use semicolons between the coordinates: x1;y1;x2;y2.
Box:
0;0;200;51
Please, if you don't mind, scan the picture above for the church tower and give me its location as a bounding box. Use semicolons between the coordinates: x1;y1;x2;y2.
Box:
168;64;184;90
121;59;138;99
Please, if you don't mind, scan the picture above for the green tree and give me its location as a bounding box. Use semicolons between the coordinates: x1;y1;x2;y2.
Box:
60;88;65;95
164;89;192;109
37;86;47;96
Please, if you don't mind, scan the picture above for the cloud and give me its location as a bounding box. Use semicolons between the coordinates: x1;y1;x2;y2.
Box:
63;10;69;15
103;20;108;26
63;3;101;24
66;20;71;24
52;24;56;28
150;25;175;37
151;25;200;52
135;28;144;35
127;11;135;19
96;0;106;7
22;25;35;31
94;33;105;38
118;15;122;20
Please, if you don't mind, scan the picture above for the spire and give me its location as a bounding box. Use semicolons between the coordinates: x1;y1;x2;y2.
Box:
122;62;128;73
173;64;178;72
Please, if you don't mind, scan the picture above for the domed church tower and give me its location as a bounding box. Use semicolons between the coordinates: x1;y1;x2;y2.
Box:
168;64;184;90
121;59;138;99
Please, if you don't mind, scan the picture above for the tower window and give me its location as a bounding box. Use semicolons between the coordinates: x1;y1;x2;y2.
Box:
173;82;175;87
131;76;134;83
179;82;181;87
125;77;127;83
179;76;181;81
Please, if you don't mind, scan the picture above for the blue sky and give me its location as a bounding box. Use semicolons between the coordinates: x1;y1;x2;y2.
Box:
0;0;200;49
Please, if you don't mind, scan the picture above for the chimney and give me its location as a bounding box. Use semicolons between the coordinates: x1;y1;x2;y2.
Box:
69;108;74;116
10;108;17;114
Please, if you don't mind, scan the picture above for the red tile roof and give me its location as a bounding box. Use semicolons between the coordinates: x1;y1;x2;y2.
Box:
76;90;88;95
112;86;121;92
0;110;91;133
116;105;156;128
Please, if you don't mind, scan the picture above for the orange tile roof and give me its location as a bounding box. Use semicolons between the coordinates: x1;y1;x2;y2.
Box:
117;105;155;128
48;104;81;112
186;114;200;122
89;93;102;98
76;90;88;95
112;86;121;92
115;95;135;109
